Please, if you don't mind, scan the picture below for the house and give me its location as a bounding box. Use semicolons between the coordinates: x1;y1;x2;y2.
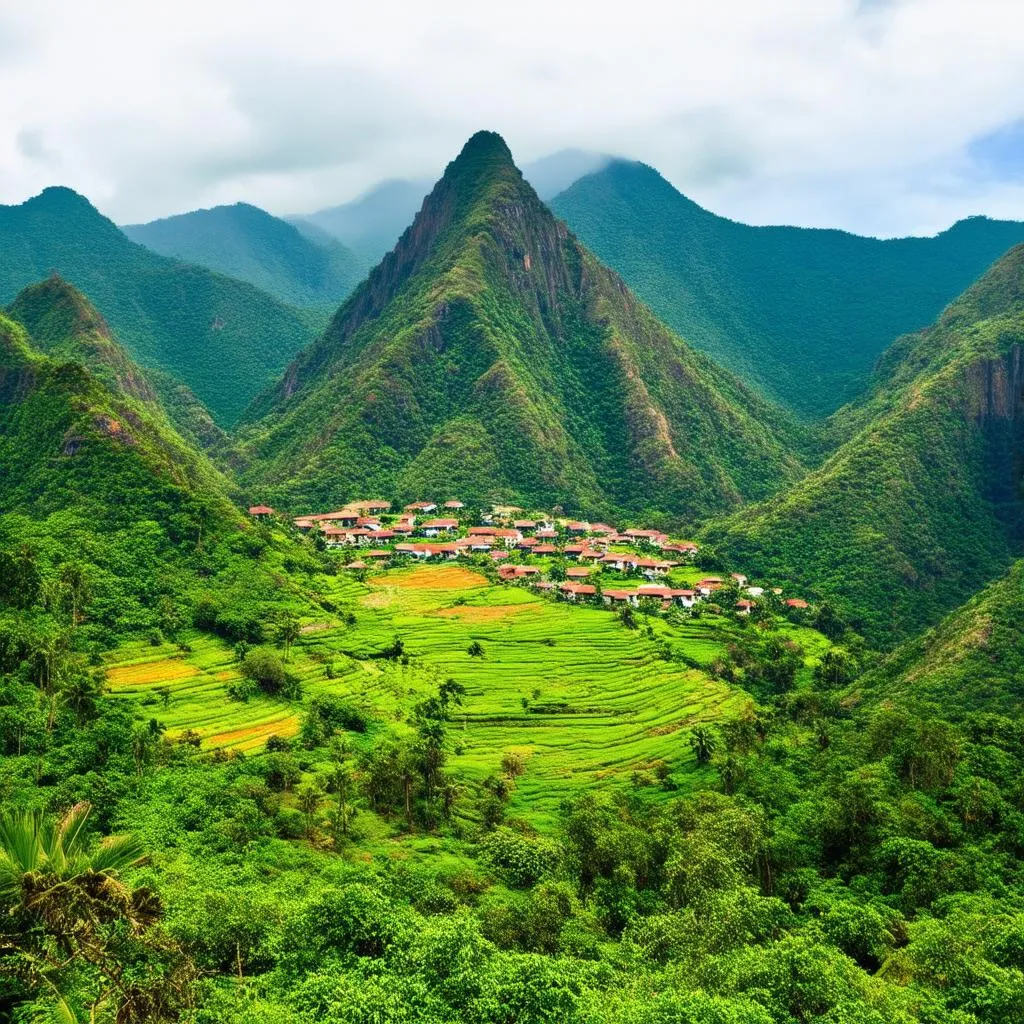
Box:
468;526;499;536
636;558;675;578
347;560;368;570
366;529;395;542
315;509;360;527
697;577;724;595
533;544;557;555
590;523;615;535
494;528;523;548
746;586;765;597
517;537;539;550
349;500;391;513
602;589;637;607
392;522;415;535
786;598;810;609
248;505;275;518
535;528;558;540
636;584;673;600
624;529;667;548
489;550;510;561
563;544;584;558
443;500;465;510
513;519;538;530
735;599;754;615
420;518;459;536
559;582;596;601
321;527;348;547
364;550;391;560
565;567;591;579
404;501;438;513
514;566;540;577
566;521;589;534
292;518;315;531
731;573;748;586
468;537;493;552
531;580;555;591
673;589;697;609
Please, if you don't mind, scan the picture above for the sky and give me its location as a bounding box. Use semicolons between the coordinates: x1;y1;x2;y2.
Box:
1;0;1022;237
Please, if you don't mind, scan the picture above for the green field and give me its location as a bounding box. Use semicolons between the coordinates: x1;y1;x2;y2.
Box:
106;563;830;827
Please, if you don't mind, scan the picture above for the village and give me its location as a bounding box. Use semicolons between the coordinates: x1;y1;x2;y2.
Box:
247;499;812;617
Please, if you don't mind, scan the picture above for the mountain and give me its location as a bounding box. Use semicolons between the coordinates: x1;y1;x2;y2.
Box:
292;151;612;267
703;245;1024;645
0;278;310;640
6;275;226;450
863;558;1024;714
237;131;804;520
293;179;434;266
122;202;367;308
550;160;1024;419
0;187;318;425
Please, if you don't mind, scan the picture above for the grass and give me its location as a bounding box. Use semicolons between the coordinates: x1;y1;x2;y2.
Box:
106;564;830;828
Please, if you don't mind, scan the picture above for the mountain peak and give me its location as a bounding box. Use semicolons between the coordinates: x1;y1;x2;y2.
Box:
457;130;515;165
8;275;111;347
31;185;96;212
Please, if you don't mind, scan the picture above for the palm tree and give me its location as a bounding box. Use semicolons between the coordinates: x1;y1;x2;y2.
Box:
688;725;718;766
0;802;166;1021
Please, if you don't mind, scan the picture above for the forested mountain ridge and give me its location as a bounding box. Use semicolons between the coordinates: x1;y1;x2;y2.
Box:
237;131;805;520
0;279;315;642
123;202;367;308
0;186;318;425
551;160;1024;419
703;244;1024;645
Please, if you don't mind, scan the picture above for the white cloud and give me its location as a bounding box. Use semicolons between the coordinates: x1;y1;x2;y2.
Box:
0;0;1021;235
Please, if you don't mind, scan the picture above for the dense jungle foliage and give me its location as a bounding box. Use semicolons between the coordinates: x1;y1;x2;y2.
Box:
551;160;1024;418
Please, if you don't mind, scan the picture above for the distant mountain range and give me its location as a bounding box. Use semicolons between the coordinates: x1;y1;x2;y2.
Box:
550;161;1024;419
236;133;802;520
0;187;318;425
704;243;1024;644
290;149;612;266
122;202;367;308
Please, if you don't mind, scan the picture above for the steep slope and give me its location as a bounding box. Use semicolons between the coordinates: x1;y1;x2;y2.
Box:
6;275;226;450
238;132;804;521
293;151;611;267
0;187;317;424
0;281;308;640
862;558;1024;714
551;161;1024;419
123;202;366;308
704;246;1024;645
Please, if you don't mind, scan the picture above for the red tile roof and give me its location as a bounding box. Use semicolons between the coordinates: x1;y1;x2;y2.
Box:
421;518;459;528
248;505;275;515
786;598;809;609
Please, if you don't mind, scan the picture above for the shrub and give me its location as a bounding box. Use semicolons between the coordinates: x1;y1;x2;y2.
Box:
241;647;287;695
479;826;561;887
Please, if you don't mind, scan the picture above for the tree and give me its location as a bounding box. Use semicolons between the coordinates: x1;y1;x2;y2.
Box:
467;640;484;658
296;781;324;837
689;725;718;765
329;740;357;840
240;647;287;695
501;751;526;788
275;613;301;662
59;561;92;627
0;802;194;1022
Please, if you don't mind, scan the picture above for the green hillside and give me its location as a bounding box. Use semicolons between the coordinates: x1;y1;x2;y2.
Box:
551;161;1024;418
238;132;805;521
703;244;1024;645
0;280;314;643
864;558;1024;714
123;202;367;308
0;187;318;424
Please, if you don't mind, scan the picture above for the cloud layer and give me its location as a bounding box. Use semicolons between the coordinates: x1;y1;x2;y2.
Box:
1;0;1022;235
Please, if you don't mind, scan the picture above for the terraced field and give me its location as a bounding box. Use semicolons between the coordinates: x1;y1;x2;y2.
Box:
106;564;830;824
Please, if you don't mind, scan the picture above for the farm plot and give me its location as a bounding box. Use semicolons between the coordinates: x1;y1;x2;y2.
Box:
106;564;830;822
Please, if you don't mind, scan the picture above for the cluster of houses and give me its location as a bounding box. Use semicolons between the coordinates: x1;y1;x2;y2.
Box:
247;499;812;617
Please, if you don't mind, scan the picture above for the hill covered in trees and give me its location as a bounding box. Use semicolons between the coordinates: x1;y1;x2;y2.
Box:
123;202;367;309
704;244;1024;644
551;161;1024;418
0;187;318;425
237;132;805;521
